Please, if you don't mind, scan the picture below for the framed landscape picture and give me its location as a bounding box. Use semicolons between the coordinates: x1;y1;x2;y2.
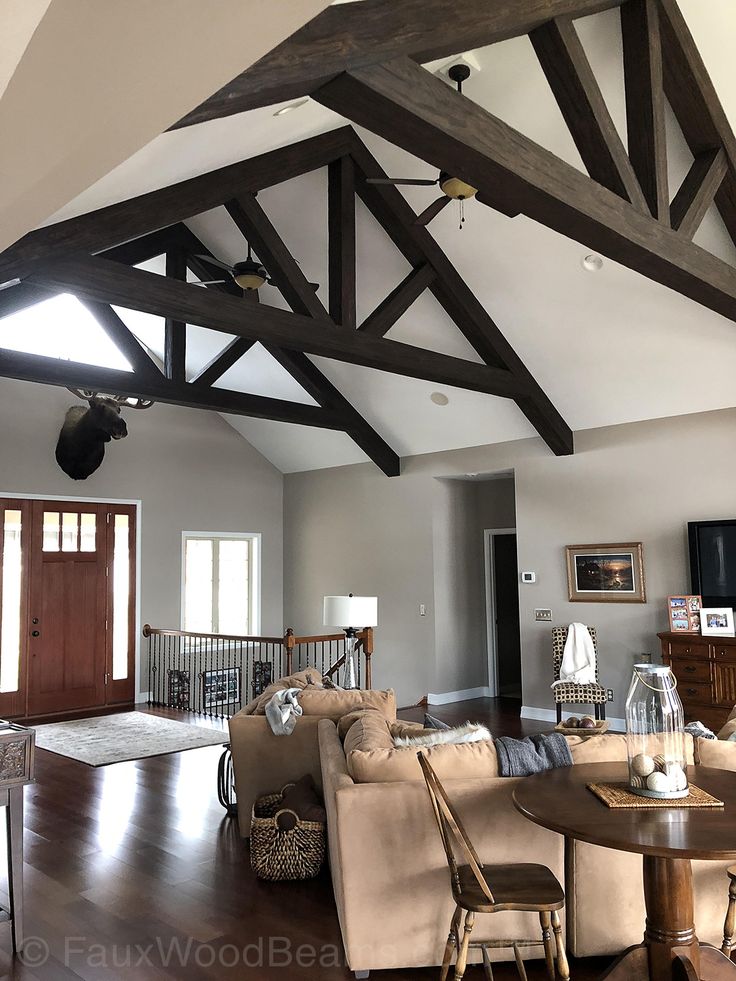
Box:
566;543;646;603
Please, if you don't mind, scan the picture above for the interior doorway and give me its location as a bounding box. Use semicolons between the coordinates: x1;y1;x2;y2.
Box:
0;497;137;719
484;528;522;699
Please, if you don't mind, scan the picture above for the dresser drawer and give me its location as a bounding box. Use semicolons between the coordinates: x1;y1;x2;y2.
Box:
677;681;712;705
668;639;708;659
670;657;711;684
685;706;729;732
713;644;736;662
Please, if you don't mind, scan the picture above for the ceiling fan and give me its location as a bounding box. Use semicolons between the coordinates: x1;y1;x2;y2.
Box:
366;64;478;228
191;243;319;292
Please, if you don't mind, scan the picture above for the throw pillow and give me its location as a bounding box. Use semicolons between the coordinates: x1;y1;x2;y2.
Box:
424;713;451;730
337;706;383;741
393;721;491;748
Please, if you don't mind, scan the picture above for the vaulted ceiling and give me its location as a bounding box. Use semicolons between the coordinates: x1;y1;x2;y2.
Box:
1;0;736;474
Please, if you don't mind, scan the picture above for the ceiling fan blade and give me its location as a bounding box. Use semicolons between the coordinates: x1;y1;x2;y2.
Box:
366;177;438;186
414;195;452;226
191;279;228;286
193;254;234;273
266;277;320;292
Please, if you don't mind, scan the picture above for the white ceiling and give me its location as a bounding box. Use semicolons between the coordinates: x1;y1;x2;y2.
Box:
15;1;736;472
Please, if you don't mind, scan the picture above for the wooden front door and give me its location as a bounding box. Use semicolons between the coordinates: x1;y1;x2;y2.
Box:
0;497;136;719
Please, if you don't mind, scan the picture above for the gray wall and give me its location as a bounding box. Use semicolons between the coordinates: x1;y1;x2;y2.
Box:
0;379;284;693
284;407;736;713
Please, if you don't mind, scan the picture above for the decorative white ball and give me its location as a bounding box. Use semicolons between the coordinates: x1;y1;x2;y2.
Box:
647;771;671;793
664;762;688;792
632;754;656;777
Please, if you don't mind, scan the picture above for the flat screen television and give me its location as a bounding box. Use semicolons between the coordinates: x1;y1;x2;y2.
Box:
688;520;736;610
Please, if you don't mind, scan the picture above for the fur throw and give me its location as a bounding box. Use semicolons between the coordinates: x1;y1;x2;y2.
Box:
393;722;491;748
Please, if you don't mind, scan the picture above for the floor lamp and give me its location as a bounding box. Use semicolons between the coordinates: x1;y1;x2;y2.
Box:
323;594;378;690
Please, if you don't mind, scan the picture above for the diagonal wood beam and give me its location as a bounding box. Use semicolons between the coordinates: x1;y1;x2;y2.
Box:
348;134;574;456
0;128;355;284
530;17;647;212
670;149;728;240
658;0;736;249
0;282;54;320
314;59;736;325
190;337;255;387
328;155;357;329
171;0;628;127
164;250;187;383
0;348;346;430
621;0;668;222
78;300;162;382
224;193;400;475
25;256;523;399
101;226;183;267
358;264;436;337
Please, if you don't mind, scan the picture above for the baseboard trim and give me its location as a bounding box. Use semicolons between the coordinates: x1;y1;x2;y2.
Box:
521;704;625;731
427;686;492;705
136;692;151;704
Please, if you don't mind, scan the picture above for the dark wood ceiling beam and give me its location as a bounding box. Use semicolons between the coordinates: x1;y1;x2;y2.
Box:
670;148;728;239
190;337;255;387
530;17;647;211
78;300;162;381
621;0;668;221
171;0;627;127
658;0;736;248
0;282;53;319
0;128;355;283
100;226;182;267
328;155;357;329
223;193;400;474
358;264;436;337
314;60;736;325
25;256;523;399
0;347;346;429
348;135;574;456
164;251;187;383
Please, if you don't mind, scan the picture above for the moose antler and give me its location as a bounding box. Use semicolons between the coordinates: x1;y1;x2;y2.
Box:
66;388;154;409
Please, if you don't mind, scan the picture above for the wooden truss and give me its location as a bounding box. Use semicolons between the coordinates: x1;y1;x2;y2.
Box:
2;0;734;473
0;128;573;473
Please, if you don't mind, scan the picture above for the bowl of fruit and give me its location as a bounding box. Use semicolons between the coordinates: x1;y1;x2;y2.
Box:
554;715;609;737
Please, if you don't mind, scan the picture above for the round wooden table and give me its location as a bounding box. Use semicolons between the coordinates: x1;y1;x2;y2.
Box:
513;763;736;981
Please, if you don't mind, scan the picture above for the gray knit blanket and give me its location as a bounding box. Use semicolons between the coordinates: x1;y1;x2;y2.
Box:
495;733;572;777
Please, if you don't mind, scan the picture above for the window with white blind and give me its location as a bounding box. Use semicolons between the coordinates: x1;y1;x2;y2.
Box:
181;533;260;636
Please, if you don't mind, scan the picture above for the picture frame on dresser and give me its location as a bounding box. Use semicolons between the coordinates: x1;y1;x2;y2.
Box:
701;607;736;637
667;594;701;632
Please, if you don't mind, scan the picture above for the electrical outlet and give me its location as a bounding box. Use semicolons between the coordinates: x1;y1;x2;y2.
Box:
535;609;552;622
607;688;614;702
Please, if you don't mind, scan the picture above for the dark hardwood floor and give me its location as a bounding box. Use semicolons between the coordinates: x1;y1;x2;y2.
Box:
0;699;617;979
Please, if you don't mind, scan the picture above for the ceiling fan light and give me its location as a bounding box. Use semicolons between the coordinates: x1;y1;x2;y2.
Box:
439;175;478;200
234;271;267;290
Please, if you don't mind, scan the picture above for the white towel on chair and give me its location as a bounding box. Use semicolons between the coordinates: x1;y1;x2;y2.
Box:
551;623;596;687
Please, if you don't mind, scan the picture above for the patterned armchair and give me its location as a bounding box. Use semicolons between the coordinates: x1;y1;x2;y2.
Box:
552;625;607;723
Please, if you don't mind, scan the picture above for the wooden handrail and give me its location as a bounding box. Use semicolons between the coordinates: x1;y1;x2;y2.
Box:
141;624;284;644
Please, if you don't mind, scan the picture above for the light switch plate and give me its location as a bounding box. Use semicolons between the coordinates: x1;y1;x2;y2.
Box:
535;609;552;622
419;604;426;616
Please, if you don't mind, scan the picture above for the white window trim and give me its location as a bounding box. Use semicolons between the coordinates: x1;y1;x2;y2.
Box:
180;531;261;637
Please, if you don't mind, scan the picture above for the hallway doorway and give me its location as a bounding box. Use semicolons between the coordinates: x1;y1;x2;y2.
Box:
484;528;522;699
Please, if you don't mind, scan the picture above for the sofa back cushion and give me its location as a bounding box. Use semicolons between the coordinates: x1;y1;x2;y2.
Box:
298;687;396;722
566;732;695;764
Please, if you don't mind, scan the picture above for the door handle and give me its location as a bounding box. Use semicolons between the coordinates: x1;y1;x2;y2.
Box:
31;630;40;637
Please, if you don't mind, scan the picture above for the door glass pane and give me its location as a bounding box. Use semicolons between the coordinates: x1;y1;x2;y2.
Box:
42;511;60;551
112;514;129;680
184;539;213;633
80;513;96;552
217;540;250;635
0;510;22;693
61;512;78;552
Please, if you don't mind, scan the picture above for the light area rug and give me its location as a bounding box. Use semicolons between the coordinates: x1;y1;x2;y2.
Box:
32;712;226;766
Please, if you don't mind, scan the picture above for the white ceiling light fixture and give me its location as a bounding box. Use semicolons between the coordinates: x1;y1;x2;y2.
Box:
273;98;309;118
430;392;449;406
582;253;604;272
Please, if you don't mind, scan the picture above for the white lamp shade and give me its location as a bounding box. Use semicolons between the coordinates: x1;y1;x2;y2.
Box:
323;595;378;628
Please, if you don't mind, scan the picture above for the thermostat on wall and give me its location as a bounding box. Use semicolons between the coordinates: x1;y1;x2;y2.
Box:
521;571;536;583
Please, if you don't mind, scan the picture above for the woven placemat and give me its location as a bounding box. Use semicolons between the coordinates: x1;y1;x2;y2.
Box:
587;782;723;809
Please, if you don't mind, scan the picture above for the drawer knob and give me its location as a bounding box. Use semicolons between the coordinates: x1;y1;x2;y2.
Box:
685;688;697;696
684;666;697;673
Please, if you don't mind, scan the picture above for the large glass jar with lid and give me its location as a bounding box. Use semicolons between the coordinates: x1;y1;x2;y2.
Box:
625;663;689;799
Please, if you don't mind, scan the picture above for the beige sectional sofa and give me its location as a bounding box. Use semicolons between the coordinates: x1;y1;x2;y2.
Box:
319;718;736;978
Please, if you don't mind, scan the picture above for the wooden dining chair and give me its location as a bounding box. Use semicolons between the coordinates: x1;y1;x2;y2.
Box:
417;753;570;981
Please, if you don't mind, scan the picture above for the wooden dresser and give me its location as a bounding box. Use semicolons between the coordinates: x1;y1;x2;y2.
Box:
658;631;736;732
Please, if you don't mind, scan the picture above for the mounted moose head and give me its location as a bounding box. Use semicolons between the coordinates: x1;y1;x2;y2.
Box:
55;389;153;480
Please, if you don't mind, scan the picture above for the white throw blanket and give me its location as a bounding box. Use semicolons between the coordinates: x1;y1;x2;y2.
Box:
265;688;303;735
551;623;596;687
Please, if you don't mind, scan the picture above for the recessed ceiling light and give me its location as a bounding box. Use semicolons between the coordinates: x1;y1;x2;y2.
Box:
582;253;604;272
273;98;309;117
430;392;449;406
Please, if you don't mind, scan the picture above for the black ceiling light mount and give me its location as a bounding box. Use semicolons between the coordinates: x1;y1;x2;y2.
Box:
366;63;478;228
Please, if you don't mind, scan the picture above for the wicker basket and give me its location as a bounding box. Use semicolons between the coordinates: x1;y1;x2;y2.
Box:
250;785;326;881
554;719;609;737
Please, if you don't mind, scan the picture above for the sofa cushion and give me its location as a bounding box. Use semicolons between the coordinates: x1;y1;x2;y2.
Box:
566;732;695;765
697;737;736;771
389;720;426;740
717;718;736;741
298;687;396;723
337;708;380;741
343;712;394;755
346;738;500;783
